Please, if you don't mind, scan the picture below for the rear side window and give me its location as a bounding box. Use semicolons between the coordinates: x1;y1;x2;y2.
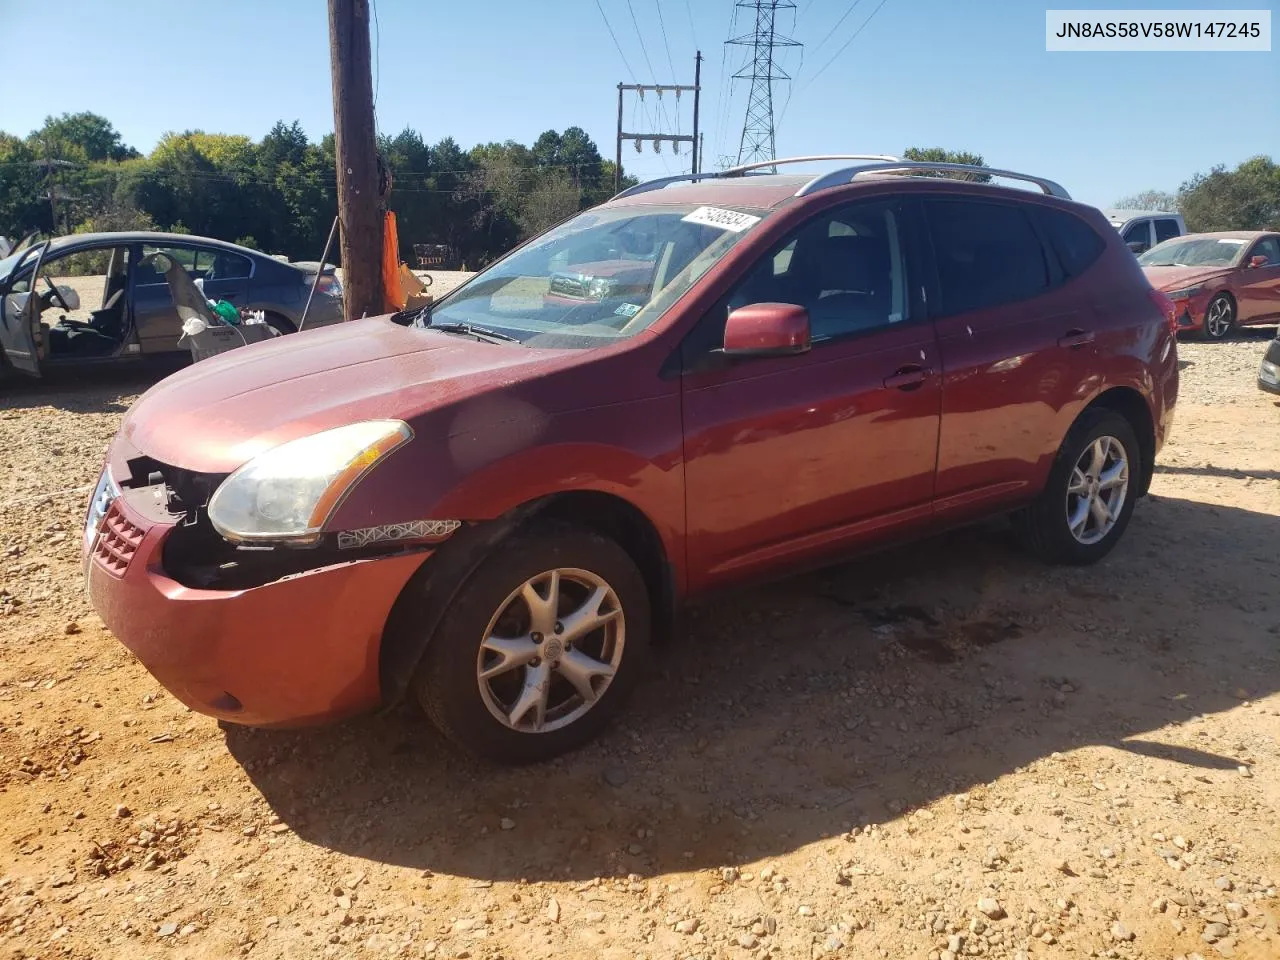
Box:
1154;218;1180;244
925;199;1049;316
1037;207;1107;278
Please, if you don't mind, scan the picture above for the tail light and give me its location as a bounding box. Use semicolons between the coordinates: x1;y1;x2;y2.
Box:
1148;288;1178;334
309;273;343;298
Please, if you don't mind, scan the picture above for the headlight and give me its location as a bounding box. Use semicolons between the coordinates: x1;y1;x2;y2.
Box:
1165;286;1205;301
208;420;412;544
83;467;119;553
587;277;615;300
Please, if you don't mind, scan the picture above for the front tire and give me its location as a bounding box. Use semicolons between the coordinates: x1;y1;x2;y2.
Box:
414;522;650;764
1014;409;1141;565
1202;294;1235;341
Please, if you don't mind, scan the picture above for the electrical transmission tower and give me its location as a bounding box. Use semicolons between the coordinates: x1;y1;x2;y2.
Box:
728;0;800;172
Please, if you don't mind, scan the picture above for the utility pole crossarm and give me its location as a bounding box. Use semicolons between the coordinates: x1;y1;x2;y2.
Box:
614;50;703;189
618;84;700;92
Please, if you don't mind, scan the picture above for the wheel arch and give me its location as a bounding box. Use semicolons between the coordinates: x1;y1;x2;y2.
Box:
376;488;677;711
1082;385;1156;496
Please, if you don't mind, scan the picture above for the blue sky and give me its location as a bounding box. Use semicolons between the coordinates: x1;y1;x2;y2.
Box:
3;0;1276;207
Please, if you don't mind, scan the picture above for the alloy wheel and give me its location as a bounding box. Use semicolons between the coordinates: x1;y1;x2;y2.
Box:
476;568;625;734
1205;297;1233;339
1065;435;1130;545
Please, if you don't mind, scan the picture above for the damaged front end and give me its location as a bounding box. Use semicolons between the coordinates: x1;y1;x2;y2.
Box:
87;445;460;592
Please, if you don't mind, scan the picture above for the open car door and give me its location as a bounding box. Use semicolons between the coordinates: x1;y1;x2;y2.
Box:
0;241;48;377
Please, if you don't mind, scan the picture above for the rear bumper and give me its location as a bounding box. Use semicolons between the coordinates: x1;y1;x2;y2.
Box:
86;492;427;727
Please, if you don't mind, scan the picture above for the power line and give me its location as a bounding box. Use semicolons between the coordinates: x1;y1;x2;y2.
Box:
797;0;892;95
625;0;674;143
684;0;699;48
809;0;864;56
594;0;640;82
625;0;661;83
654;0;678;82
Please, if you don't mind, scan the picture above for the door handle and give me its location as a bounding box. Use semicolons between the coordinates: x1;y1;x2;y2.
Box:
1058;329;1095;349
883;365;931;390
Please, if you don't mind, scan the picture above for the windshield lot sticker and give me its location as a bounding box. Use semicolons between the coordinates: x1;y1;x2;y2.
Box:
682;206;762;233
615;302;642;317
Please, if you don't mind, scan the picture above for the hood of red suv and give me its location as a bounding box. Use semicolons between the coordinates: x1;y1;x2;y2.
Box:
119;318;574;474
1141;265;1232;291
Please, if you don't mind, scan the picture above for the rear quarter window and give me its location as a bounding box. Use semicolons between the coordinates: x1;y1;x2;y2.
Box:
1036;207;1107;278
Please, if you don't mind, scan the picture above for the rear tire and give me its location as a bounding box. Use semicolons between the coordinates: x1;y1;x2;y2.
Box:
262;313;295;337
413;522;650;764
1013;408;1141;565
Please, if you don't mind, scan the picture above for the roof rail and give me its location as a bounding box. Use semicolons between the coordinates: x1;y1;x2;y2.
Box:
721;154;899;177
797;161;1071;199
611;153;900;200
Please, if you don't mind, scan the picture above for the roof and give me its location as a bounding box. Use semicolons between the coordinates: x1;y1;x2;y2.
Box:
610;174;811;210
1176;230;1276;241
45;231;273;257
1103;208;1179;222
611;171;1079;211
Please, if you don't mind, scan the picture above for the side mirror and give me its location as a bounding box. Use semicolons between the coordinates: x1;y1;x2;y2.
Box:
723;302;811;358
1248;255;1268;269
1127;241;1147;254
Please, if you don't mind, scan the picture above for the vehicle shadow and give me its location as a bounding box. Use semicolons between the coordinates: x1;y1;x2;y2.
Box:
1155;463;1280;481
0;360;181;412
224;495;1280;881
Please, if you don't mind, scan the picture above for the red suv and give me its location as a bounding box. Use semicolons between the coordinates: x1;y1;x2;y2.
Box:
83;157;1178;763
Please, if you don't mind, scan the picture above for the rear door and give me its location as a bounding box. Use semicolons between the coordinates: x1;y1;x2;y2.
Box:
924;197;1102;523
0;242;48;376
131;243;200;354
195;247;253;307
1153;217;1181;246
1238;236;1280;322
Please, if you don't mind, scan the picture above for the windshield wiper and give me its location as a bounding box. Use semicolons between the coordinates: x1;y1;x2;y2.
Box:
428;320;520;344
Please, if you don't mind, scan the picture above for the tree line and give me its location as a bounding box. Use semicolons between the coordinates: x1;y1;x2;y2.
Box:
2;113;1275;270
0;113;632;268
1115;155;1280;230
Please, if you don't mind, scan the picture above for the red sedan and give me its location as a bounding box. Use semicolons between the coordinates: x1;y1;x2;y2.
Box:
1139;231;1280;340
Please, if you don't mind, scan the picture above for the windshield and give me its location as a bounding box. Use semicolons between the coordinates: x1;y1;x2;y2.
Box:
419;203;767;348
1139;237;1246;268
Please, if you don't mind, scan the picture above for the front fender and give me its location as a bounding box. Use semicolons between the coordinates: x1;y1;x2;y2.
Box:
328;392;686;572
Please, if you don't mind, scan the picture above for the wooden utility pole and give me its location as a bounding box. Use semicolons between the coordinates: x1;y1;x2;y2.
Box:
328;0;382;320
613;54;702;194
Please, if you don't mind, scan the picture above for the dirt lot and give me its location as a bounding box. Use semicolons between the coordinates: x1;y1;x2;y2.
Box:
1;334;1278;960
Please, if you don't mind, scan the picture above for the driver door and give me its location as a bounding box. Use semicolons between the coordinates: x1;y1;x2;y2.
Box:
0;242;48;376
679;198;941;592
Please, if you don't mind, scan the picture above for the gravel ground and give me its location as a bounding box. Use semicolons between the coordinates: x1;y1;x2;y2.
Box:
1;333;1278;960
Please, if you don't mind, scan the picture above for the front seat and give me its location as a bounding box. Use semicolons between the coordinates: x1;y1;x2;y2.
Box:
88;288;126;340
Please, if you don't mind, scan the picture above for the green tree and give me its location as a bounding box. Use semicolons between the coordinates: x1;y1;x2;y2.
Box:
29;112;136;163
902;146;990;182
1178;156;1280;231
0;133;50;237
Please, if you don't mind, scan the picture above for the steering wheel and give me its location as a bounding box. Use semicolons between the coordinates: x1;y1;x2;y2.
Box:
43;276;72;312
